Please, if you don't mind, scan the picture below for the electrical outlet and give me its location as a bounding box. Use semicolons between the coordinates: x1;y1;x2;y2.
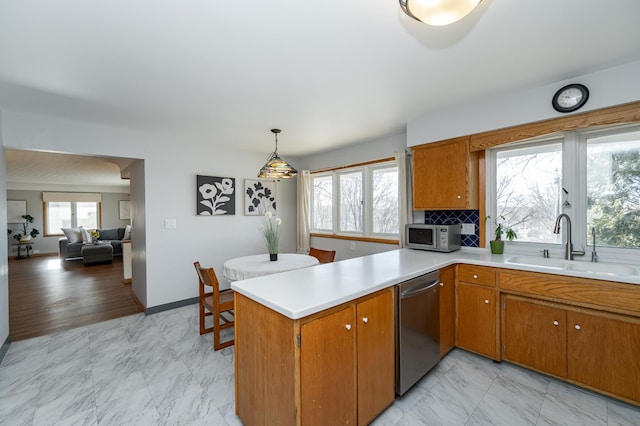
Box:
350;242;356;251
165;219;177;229
461;223;475;235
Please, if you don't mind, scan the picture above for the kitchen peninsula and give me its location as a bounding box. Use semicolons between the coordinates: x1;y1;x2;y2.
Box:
231;248;640;425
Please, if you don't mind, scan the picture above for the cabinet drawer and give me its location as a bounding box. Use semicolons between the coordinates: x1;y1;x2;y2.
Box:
499;270;640;317
458;265;496;287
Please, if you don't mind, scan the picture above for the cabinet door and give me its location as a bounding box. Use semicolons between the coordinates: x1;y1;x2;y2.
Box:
503;296;567;378
568;310;640;403
439;266;456;358
412;138;471;209
356;289;395;426
456;282;497;358
300;306;357;426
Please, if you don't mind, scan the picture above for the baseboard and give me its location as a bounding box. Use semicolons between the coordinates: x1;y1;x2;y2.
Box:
8;252;57;260
145;297;199;316
131;291;146;313
0;335;12;364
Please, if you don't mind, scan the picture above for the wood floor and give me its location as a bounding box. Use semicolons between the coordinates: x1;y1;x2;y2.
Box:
8;254;143;341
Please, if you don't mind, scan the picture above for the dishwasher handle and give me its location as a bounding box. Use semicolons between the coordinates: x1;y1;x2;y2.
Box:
399;279;439;299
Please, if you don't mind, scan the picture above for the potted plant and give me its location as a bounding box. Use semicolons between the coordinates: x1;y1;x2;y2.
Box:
259;212;281;261
485;215;517;254
13;214;40;243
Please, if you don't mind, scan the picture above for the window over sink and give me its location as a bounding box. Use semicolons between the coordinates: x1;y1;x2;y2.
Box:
489;124;640;254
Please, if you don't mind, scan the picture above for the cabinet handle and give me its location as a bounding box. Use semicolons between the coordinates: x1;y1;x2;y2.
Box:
574;324;581;330
362;317;368;324
457;195;462;199
553;320;559;326
473;274;478;279
345;324;352;331
439;282;444;287
484;299;489;304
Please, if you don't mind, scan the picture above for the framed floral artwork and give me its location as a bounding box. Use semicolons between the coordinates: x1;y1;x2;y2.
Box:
244;179;276;215
197;175;236;215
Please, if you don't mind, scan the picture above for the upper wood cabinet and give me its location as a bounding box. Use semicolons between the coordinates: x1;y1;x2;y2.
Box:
412;137;479;210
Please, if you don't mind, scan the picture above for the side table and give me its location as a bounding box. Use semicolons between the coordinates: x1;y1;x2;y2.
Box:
13;242;33;259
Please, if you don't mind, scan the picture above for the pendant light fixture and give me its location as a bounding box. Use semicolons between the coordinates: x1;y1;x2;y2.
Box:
399;0;482;26
257;129;297;179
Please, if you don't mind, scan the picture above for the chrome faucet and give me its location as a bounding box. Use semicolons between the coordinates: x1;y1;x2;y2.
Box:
553;214;585;260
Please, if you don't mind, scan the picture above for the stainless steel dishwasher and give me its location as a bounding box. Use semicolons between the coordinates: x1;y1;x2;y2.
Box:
395;270;440;395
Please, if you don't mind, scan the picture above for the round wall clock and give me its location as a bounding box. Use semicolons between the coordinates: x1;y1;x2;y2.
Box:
552;84;589;113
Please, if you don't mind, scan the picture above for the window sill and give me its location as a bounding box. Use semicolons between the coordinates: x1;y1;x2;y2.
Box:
310;233;399;245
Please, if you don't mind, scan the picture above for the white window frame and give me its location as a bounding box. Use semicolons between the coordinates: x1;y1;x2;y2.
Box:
311;160;399;240
487;124;640;264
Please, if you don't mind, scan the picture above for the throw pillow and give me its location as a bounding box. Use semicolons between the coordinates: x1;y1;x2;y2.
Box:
123;224;131;240
80;227;91;243
61;227;83;244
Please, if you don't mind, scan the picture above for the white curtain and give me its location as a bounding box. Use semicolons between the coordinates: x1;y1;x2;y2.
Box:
395;149;411;247
296;170;311;253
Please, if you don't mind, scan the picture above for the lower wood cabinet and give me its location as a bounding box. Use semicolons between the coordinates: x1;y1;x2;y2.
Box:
502;294;640;404
439;266;455;358
456;281;498;359
567;309;640;403
235;288;395;426
502;295;567;377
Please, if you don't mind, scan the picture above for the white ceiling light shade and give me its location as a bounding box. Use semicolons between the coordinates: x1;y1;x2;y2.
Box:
399;0;482;26
257;129;297;179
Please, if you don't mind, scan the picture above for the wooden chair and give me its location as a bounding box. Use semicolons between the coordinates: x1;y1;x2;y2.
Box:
309;247;336;264
193;261;235;350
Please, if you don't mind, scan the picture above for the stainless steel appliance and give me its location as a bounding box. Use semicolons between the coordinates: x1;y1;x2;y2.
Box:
405;223;461;252
395;270;440;395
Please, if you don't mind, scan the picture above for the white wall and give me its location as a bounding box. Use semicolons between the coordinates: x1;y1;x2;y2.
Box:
407;60;640;146
0;112;9;344
1;111;298;310
299;133;407;260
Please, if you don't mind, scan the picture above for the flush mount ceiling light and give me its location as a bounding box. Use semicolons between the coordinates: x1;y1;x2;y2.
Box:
257;129;298;179
399;0;482;26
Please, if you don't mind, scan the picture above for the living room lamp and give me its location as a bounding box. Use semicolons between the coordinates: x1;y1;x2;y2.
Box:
258;129;297;179
399;0;482;26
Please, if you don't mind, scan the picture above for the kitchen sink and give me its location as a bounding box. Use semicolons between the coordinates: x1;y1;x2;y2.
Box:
505;256;567;269
506;256;639;276
563;261;639;276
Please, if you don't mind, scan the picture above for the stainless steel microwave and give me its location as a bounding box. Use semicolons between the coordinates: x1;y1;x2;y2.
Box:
406;224;461;252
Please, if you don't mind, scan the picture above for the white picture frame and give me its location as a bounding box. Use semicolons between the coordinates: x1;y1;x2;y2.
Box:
119;200;131;220
244;179;276;215
7;200;27;223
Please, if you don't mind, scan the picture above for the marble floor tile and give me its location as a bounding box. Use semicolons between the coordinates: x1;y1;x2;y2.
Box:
2;303;640;426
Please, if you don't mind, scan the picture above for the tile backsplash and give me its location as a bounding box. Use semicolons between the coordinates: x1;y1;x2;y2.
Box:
422;210;480;247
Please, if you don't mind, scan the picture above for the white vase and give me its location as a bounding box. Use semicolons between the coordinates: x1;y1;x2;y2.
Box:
19;235;32;243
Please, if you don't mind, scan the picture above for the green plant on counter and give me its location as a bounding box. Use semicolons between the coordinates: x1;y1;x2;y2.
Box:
485;215;517;255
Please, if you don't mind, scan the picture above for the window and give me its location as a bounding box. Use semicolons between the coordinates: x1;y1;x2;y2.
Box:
43;193;101;237
45;201;100;235
586;130;640;249
311;161;399;239
494;141;563;243
490;125;640;254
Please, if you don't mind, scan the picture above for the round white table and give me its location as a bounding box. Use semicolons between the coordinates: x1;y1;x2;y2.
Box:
223;253;320;281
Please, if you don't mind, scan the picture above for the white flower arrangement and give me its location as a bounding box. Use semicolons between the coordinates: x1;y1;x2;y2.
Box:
259;212;281;255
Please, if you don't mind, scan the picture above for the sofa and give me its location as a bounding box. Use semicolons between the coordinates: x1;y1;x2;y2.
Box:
58;226;129;260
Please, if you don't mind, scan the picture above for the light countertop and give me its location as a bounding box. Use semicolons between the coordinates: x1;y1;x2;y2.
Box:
230;248;640;320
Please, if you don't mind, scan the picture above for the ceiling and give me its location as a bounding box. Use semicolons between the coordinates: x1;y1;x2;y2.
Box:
2;1;640;187
5;150;133;192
